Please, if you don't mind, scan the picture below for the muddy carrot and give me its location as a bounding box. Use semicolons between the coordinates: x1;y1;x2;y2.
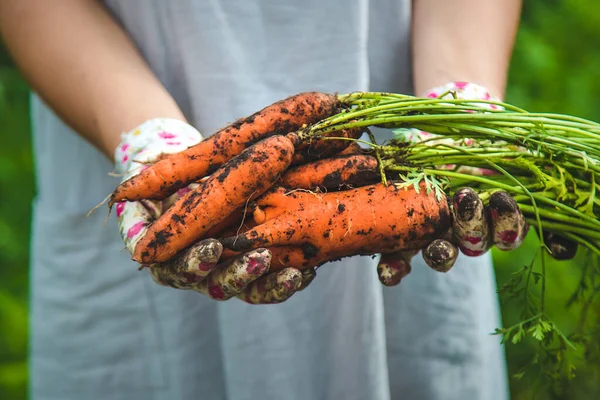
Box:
337;142;365;156
281;154;379;190
220;182;451;262
290;127;363;165
132;135;295;264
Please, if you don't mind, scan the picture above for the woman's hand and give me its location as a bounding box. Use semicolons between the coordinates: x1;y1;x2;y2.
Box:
377;81;578;286
377;187;529;285
377;82;529;286
114;118;314;304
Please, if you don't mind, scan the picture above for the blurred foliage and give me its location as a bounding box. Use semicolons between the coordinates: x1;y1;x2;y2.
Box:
0;41;33;400
0;1;599;399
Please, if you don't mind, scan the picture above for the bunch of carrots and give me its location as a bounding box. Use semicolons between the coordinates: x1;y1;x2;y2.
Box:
106;92;600;386
109;91;600;274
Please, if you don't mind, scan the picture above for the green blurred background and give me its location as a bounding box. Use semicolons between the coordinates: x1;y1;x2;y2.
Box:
1;1;599;399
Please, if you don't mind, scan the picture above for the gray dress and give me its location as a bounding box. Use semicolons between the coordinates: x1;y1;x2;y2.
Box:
28;1;509;399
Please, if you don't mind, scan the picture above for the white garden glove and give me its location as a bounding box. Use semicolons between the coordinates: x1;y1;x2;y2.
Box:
377;82;529;286
114;118;312;304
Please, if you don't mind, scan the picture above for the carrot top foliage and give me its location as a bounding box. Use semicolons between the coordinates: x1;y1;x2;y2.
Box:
300;91;600;391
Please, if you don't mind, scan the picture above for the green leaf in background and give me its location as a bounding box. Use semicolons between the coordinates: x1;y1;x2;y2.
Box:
0;290;28;400
1;40;33;400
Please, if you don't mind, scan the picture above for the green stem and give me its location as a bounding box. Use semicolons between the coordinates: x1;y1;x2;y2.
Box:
312;118;600;163
517;204;599;230
337;93;530;113
525;219;600;240
366;129;387;186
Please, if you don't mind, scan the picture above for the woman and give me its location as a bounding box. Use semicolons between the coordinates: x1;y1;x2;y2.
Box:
1;1;523;399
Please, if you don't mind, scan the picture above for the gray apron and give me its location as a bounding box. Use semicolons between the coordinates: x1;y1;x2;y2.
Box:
29;1;508;399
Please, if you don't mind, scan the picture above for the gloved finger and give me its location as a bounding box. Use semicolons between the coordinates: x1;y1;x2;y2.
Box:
238;268;303;305
376;250;415;287
193;249;271;300
455;165;496;177
298;268;317;291
147;238;223;289
488;191;528;251
394;128;434;143
115;118;203;177
543;232;578;261
116;199;163;255
424;82;503;111
423;239;459;273
451;188;492;256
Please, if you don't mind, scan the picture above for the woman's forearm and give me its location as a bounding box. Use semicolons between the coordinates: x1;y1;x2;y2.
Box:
411;0;522;99
0;0;185;160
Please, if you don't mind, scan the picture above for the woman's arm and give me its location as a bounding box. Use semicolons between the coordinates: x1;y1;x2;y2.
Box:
411;0;522;98
0;0;185;160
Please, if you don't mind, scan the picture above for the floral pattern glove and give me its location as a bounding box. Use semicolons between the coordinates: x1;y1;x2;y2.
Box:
114;118;310;304
377;82;528;286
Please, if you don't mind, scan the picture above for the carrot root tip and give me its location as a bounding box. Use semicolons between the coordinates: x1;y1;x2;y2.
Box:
87;193;112;218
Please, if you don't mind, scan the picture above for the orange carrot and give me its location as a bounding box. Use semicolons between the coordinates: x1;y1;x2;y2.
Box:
110;92;340;205
133;135;295;264
337;141;365;156
219;182;451;264
251;187;300;224
290;127;363;165
202;208;247;238
281;154;379;190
